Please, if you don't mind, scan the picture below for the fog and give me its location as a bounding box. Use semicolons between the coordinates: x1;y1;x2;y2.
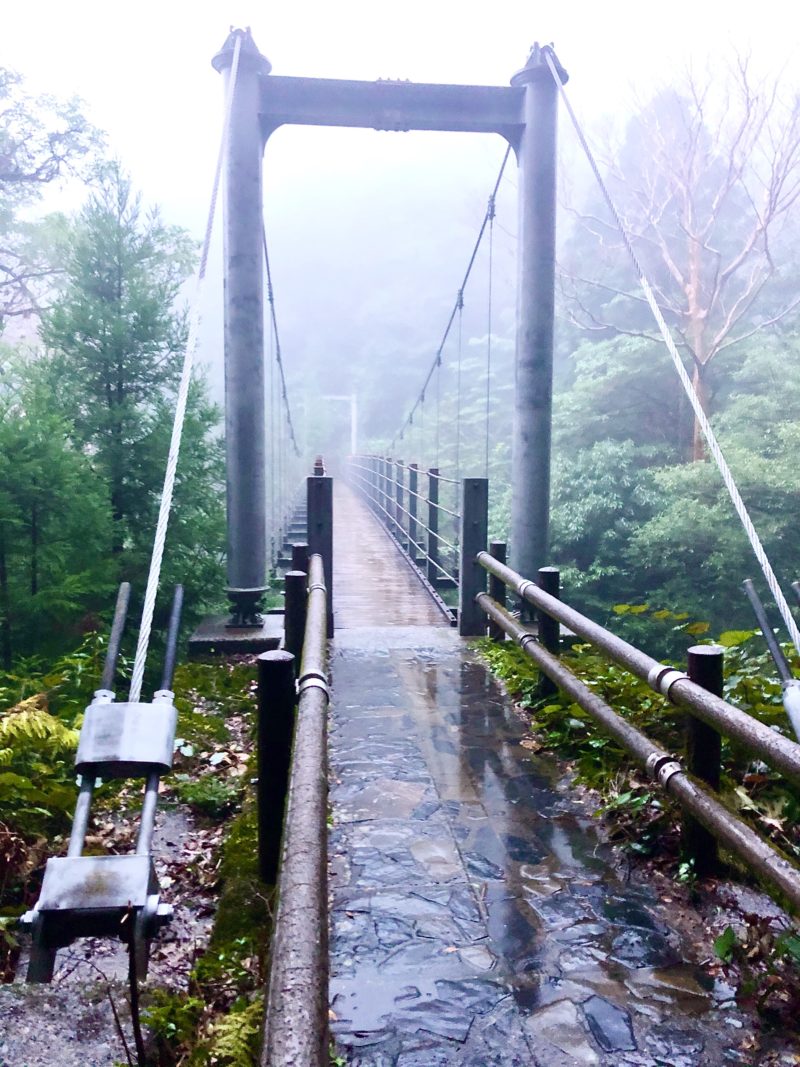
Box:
3;0;799;448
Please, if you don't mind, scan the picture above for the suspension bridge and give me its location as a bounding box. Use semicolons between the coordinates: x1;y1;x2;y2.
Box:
13;26;800;1067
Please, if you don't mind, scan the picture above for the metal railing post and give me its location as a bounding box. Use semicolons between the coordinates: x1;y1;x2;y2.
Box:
683;645;723;875
427;467;440;585
537;566;560;697
284;569;307;668
257;649;296;883
395;459;405;546
291;542;309;574
384;456;392;527
409;463;419;562
458;478;488;636
488;541;507;642
307;474;334;637
372;457;379;512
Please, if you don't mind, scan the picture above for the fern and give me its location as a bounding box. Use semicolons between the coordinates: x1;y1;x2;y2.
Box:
0;694;79;763
207;999;263;1066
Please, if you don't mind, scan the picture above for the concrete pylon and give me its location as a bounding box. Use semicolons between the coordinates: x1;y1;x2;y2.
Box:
212;29;271;626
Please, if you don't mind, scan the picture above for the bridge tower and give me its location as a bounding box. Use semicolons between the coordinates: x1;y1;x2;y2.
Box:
211;29;564;616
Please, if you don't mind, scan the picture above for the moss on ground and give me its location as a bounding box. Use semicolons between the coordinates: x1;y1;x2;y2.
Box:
143;657;273;1066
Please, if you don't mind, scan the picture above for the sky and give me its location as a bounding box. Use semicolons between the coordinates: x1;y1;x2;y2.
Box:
3;0;799;415
5;0;798;233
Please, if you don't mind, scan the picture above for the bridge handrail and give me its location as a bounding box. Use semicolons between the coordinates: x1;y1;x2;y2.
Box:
347;455;463;623
477;550;800;788
475;585;800;913
263;552;329;1067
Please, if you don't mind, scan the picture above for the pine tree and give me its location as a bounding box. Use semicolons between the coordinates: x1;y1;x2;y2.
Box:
40;163;225;622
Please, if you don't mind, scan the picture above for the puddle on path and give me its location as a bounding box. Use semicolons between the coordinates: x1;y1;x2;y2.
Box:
328;636;752;1066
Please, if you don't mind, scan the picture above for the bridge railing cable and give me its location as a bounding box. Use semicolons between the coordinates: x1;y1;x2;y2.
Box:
128;34;242;702
391;146;512;453
262;226;301;459
543;49;800;661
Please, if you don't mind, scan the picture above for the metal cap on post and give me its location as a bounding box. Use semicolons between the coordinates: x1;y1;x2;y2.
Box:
213;29;272;628
683;645;723;876
307;474;334;637
537;566;560;697
284;570;308;668
291;542;309;574
488;542;507;642
257;649;296;883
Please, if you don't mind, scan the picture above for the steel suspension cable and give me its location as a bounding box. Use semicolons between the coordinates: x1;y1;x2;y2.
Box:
128;35;242;702
435;359;441;468
262;226;301;458
485;195;495;477
455;291;464;485
268;301;276;565
545;50;800;656
393;145;512;447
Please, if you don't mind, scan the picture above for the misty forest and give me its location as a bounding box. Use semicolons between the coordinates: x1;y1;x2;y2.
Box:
2;56;800;664
4;28;800;1066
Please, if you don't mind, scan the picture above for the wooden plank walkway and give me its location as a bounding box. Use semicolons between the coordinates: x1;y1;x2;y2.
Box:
327;486;752;1066
334;483;444;629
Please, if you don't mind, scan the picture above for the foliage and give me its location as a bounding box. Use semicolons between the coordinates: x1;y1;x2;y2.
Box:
479;618;800;875
0;66;100;324
172;773;242;820
39;162;226;634
0;354;114;665
561;60;800;458
142;990;205;1061
206;999;263;1066
140;657;268;1065
713;917;800;1027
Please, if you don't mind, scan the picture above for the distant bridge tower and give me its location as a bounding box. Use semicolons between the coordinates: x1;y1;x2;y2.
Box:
212;29;564;618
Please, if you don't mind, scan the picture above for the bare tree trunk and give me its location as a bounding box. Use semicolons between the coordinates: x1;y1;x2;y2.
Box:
691;363;710;461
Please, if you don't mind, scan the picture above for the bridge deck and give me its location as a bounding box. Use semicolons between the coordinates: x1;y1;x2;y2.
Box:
328;487;747;1066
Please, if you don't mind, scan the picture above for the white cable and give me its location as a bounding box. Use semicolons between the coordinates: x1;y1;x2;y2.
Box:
545;51;800;656
128;35;242;702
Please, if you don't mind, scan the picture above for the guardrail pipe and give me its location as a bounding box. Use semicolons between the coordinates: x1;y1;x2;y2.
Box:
476;592;800;912
262;553;329;1067
458;478;488;636
477;551;800;788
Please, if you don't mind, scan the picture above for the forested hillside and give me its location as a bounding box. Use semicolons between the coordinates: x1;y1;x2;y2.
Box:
0;71;226;670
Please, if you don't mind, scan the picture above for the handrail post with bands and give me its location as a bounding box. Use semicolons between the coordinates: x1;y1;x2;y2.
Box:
458;477;488;636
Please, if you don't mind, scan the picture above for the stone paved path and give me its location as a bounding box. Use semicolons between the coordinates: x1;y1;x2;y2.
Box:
328;486;749;1066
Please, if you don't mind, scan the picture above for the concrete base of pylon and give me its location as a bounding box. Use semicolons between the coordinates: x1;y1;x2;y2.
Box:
188;613;283;657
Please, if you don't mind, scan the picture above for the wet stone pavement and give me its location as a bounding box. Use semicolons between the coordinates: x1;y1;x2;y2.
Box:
328;489;749;1065
328;633;750;1066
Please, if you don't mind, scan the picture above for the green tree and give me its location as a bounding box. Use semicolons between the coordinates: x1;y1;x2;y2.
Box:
562;59;800;459
0;67;99;326
0;353;112;666
40;164;226;621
